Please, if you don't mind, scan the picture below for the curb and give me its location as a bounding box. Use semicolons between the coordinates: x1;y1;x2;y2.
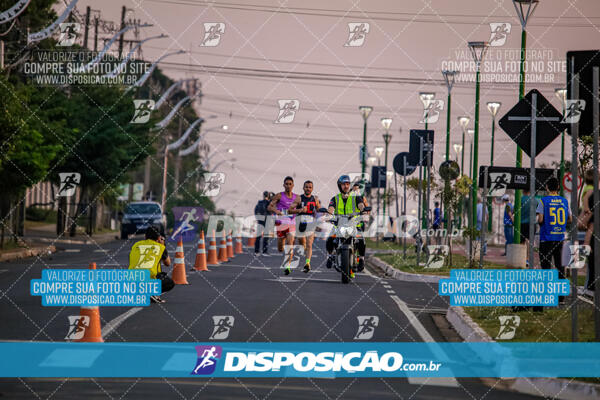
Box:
367;254;446;283
32;234;117;245
0;245;56;262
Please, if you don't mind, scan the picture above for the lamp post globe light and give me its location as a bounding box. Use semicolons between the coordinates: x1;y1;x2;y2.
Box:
359;106;373;184
512;0;539;246
468;40;489;231
555;88;568;197
381;118;393;219
453;143;463;163
457;116;470;175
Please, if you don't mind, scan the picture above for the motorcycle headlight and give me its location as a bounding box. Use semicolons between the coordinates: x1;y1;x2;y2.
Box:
339;226;355;238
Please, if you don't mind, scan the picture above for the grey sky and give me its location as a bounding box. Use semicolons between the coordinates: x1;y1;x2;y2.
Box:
75;0;600;214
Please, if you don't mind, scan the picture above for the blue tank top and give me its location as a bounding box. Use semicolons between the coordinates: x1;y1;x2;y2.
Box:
539;195;569;242
503;203;513;225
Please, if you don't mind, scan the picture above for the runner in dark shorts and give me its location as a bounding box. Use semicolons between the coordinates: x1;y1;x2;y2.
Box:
289;180;321;272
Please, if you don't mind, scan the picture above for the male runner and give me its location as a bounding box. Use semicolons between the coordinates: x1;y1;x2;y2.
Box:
268;176;297;275
289;180;321;272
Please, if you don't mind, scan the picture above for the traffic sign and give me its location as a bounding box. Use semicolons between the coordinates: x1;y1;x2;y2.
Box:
438;160;460;181
562;172;583;193
498;89;565;158
393;152;416;176
566;50;600;137
408;130;434;166
477;166;555;191
371;166;387;189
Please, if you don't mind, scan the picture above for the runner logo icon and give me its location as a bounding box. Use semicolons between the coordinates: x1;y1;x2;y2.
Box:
567;245;591;269
562;100;586;124
275;100;299;123
57;172;81;197
488;23;511;47
354;316;379;340
191;345;222;375
425;245;448;269
344;23;370;47
65;315;89;340
131;100;155;124
496;315;520;340
58;23;80;46
200;23;225;46
419;100;444;124
202;173;225;196
210;316;234;340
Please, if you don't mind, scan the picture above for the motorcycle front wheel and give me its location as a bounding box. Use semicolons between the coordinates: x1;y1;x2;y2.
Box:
340;247;351;284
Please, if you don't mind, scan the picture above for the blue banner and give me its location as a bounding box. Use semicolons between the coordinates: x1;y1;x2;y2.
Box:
1;342;599;377
439;269;570;306
30;269;161;307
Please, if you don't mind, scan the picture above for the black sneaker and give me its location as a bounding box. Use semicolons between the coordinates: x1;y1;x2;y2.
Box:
284;267;291;275
326;255;334;269
303;263;310;273
357;258;365;272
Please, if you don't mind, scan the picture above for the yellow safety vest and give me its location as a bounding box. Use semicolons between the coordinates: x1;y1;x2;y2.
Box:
335;193;360;216
128;239;165;279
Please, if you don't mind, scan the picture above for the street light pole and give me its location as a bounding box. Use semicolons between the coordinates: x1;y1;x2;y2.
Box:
512;0;539;245
419;92;435;233
487;102;501;232
381;118;393;221
359;106;373;184
468;41;489;231
457;116;470;228
555;88;567;197
375;146;384;243
442;71;458;232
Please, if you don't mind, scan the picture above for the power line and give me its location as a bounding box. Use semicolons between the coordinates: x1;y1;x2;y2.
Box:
144;0;600;27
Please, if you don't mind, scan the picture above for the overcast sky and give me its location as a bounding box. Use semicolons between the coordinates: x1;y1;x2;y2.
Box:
73;0;600;215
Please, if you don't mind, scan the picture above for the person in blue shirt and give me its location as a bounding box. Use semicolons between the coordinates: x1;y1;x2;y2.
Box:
476;197;488;255
536;176;571;304
502;194;514;256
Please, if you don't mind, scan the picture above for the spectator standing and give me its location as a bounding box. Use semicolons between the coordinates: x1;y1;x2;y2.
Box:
536;177;571;305
254;191;271;255
502;194;514;256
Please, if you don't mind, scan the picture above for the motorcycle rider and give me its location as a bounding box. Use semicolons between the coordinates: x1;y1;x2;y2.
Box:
288;180;321;273
326;175;367;276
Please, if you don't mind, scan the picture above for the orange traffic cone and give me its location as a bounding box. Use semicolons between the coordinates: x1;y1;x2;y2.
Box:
193;231;209;271
207;231;219;265
226;232;234;258
76;262;103;343
247;226;256;247
218;234;228;262
234;234;243;254
172;238;189;284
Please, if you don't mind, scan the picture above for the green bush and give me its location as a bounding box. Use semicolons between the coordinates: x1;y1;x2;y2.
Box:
25;207;57;223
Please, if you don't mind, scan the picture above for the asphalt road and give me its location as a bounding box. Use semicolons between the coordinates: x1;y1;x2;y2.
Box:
0;236;543;399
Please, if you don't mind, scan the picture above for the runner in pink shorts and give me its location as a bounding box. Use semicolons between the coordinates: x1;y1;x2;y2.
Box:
268;176;297;275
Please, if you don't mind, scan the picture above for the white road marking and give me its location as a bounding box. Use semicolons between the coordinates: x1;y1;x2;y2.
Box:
0;269;8;274
94;249;109;253
101;307;143;338
386;290;395;294
64;249;80;253
390;295;459;388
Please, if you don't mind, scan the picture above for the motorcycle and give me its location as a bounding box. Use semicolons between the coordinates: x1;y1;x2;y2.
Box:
319;207;371;284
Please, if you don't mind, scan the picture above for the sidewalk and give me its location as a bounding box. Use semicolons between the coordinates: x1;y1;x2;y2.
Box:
24;223;118;245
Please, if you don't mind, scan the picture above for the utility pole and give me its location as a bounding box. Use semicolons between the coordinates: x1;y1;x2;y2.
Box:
118;6;126;59
83;6;91;49
93;13;99;52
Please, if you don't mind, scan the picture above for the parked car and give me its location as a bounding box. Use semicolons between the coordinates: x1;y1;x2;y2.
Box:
120;201;165;239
